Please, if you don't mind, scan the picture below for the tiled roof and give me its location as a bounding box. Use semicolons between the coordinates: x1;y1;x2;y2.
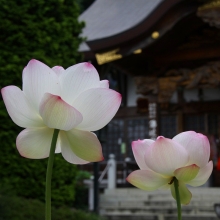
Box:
79;0;164;51
78;42;90;52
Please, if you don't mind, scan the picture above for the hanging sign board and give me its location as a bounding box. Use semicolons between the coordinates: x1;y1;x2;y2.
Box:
148;103;157;140
95;48;122;65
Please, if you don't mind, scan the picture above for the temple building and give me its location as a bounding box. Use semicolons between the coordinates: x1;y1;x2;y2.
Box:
79;0;220;186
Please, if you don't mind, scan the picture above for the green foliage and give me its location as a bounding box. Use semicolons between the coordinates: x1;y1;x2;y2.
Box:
76;0;95;12
0;0;84;88
0;195;105;220
0;0;85;208
75;170;91;181
73;171;91;209
0;150;78;207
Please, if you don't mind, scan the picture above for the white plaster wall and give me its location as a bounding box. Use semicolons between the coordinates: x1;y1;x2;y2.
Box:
170;88;220;103
170;91;178;103
127;75;145;107
184;88;220;102
184;89;199;102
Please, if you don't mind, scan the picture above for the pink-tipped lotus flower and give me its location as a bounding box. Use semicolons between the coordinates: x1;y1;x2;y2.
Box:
127;131;213;205
1;59;121;164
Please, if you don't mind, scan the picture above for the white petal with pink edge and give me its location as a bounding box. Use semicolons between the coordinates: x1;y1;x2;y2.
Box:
60;62;100;105
132;139;155;170
186;161;213;186
39;93;83;131
60;129;104;163
52;66;65;78
100;80;109;88
16;127;54;159
127;170;171;191
22;59;61;110
145;137;189;176
173;131;210;167
1;86;44;128
174;164;199;182
55;136;62;154
59;131;89;164
74;88;122;131
171;181;192;205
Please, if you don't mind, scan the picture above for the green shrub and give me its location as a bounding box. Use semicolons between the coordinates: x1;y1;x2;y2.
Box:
0;195;105;220
0;153;78;207
73;171;91;209
0;0;84;89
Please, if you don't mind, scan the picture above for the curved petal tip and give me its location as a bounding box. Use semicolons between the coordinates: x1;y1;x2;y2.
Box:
85;62;93;68
156;136;165;140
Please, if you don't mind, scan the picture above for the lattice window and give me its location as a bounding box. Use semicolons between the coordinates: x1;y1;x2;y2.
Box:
184;115;205;132
208;114;218;134
101;119;125;161
184;114;219;134
126;118;149;159
101;118;148;161
160;115;177;138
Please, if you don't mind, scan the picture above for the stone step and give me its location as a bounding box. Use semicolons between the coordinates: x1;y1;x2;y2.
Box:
100;206;215;213
102;212;218;220
99;188;220;220
102;187;220;196
100;207;216;214
100;201;218;209
104;214;218;220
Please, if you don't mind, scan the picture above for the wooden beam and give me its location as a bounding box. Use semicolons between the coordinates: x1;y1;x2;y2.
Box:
155;47;220;65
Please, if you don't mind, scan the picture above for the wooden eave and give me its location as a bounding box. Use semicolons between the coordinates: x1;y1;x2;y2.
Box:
81;0;220;79
104;13;220;76
86;0;199;53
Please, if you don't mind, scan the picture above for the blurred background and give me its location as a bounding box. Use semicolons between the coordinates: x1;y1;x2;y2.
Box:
1;0;220;219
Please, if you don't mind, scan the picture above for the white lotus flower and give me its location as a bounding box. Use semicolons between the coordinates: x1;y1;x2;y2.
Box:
127;131;213;204
1;59;121;164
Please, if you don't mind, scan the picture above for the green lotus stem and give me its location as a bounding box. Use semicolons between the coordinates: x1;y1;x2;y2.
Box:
174;177;182;220
45;129;60;220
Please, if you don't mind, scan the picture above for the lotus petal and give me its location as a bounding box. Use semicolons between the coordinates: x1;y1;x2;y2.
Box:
1;86;44;128
127;170;171;191
22;59;61;110
186;161;213;186
100;80;109;88
60;62;100;104
173;131;210;167
61;129;104;163
132;139;154;170
52;66;65;78
174;164;199;182
171;181;192;205
16;127;54;159
145;136;189;176
55;136;62;153
74;88;121;131
39;93;82;131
